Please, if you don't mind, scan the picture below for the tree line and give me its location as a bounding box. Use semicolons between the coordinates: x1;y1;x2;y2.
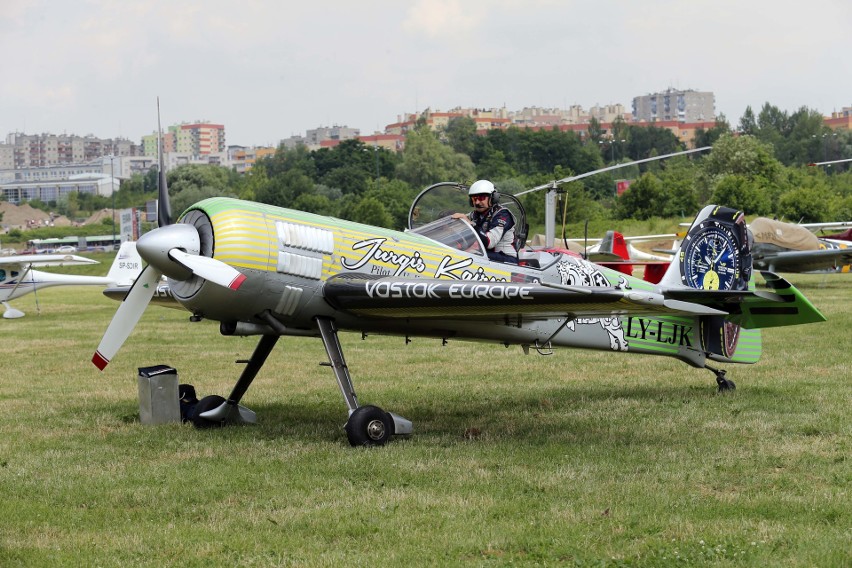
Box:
27;102;852;234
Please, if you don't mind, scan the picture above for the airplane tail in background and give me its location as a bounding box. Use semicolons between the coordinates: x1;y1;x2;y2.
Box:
596;231;634;277
597;230;670;284
106;242;143;286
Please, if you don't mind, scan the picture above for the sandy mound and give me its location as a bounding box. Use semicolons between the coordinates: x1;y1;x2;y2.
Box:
83;208;115;225
1;202;52;230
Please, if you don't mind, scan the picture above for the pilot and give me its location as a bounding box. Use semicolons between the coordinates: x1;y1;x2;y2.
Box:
452;180;518;264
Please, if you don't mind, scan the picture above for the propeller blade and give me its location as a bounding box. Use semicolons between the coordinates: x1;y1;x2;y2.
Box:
92;265;163;370
156;97;172;228
168;249;246;290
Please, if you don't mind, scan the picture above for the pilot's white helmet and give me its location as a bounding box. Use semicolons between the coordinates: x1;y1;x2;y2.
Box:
468;180;498;206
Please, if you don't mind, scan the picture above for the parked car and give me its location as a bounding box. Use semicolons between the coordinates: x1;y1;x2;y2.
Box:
56;245;77;253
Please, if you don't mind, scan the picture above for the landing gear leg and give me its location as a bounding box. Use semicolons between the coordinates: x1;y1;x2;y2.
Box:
193;334;279;427
707;365;736;393
315;316;412;446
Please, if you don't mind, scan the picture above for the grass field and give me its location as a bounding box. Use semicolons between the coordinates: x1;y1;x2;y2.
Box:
0;271;849;566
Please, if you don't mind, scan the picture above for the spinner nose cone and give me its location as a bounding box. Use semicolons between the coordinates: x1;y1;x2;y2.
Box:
137;224;201;280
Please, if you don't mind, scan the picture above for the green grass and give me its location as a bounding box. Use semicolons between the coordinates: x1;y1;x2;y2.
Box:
0;274;849;567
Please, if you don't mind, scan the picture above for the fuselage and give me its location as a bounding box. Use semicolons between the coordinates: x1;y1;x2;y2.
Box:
169;197;760;369
0;268;117;302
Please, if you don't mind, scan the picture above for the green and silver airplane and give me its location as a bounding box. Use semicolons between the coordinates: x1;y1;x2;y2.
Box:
92;150;825;447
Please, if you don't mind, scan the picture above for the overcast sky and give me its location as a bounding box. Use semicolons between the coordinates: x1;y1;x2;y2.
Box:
2;0;849;148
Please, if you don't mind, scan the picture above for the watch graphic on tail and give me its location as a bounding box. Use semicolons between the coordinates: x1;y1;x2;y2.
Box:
679;205;753;359
680;206;752;291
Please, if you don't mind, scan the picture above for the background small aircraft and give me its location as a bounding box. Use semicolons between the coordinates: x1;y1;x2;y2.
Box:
91;125;826;446
750;217;852;274
1;241;142;318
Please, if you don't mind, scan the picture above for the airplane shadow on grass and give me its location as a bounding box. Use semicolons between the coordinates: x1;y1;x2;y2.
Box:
88;381;748;447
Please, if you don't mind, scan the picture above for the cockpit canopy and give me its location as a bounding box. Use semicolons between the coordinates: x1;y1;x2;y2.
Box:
407;182;528;251
408;216;486;256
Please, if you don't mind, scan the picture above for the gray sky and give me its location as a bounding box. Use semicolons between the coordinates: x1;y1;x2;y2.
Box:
2;0;849;148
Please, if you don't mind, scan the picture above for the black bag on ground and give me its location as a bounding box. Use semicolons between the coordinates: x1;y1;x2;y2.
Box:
178;384;199;422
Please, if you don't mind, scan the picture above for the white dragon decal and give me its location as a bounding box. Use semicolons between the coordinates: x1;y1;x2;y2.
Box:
556;259;629;351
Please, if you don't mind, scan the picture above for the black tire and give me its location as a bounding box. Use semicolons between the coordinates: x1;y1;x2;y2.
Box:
345;405;393;447
717;378;736;393
191;395;227;429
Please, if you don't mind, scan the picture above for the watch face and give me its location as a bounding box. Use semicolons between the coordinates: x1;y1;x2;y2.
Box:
681;223;740;290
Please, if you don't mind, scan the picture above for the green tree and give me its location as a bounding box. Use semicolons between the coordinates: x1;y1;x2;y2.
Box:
395;125;475;188
167;164;238;197
445;116;477;156
475;149;517;180
710;174;772;216
359;178;416;230
292;193;336;216
614;172;666;220
262;144;317;179
693;116;731;149
776;176;833;222
624;124;683;160
348;196;393;227
695;133;783;206
739;106;757;135
657;160;699;218
321;164;370;195
255;169;314;208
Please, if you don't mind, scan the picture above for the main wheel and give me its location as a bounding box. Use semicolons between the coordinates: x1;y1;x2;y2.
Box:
716;377;736;392
191;395;227;429
345;405;394;447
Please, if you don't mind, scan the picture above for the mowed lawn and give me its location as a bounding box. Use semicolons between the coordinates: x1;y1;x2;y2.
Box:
0;274;848;567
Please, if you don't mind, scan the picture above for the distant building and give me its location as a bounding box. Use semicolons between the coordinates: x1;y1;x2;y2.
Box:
229;145;276;174
0;173;118;204
632;89;715;123
825;107;852;131
0;132;139;169
281;125;360;150
141;122;225;158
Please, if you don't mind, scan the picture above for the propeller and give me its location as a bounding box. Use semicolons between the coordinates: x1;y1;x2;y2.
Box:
92;265;162;370
92;99;245;370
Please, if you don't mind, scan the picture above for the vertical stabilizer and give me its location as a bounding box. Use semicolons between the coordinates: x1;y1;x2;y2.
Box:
659;205;752;292
106;242;144;285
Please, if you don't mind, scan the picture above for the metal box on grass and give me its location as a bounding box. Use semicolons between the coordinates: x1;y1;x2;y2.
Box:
138;365;180;425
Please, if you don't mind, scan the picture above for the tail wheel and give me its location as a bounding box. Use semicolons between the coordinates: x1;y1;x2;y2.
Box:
191;395;227;429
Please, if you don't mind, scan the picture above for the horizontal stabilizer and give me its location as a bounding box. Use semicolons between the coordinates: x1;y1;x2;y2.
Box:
663;272;825;328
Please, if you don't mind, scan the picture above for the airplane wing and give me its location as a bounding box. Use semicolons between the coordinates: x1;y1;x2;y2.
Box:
323;273;820;329
753;247;852;273
799;220;852;232
324;274;728;321
0;254;99;268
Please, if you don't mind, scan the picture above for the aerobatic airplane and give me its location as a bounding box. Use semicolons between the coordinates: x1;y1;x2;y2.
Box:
1;241;142;318
91;132;826;446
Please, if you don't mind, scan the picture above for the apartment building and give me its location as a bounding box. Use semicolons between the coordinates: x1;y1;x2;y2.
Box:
1;133;138;169
632;88;715;123
141;122;225;157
